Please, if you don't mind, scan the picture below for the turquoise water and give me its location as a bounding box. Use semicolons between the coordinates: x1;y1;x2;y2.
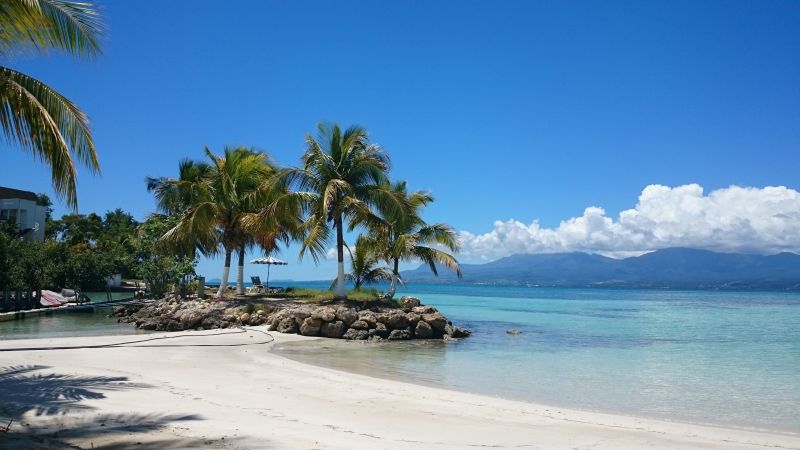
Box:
1;284;798;432
275;284;800;433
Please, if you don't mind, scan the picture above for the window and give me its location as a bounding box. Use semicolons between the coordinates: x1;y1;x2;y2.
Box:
0;209;17;224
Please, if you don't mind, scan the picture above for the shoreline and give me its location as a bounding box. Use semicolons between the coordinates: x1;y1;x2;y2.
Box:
272;339;800;436
0;329;798;449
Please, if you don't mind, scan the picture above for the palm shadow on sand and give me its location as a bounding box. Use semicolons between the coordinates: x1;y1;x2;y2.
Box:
0;365;250;449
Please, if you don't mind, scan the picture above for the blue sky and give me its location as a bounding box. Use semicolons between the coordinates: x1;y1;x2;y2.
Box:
2;1;799;280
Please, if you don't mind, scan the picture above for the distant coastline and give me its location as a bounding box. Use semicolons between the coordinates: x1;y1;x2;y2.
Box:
401;247;800;291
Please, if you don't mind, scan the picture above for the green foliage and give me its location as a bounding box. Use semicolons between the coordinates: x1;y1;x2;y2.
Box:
134;214;196;298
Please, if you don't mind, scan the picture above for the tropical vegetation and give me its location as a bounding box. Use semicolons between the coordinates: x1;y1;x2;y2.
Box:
0;0;104;208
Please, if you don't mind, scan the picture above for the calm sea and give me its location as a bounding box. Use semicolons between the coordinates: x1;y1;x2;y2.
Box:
275;283;800;433
2;283;798;432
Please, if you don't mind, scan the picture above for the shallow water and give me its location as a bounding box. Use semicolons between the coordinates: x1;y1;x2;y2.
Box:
0;291;144;340
274;285;800;433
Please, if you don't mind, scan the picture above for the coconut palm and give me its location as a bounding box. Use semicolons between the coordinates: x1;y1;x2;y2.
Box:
0;0;104;208
285;123;393;299
337;235;392;290
156;147;277;297
367;181;461;299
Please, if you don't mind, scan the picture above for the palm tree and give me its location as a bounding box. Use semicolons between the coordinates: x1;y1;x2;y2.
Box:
146;159;216;258
0;1;104;208
367;181;462;299
285;123;393;299
154;147;277;297
338;235;391;290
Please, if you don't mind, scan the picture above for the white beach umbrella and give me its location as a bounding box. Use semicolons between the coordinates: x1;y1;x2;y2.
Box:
250;256;288;288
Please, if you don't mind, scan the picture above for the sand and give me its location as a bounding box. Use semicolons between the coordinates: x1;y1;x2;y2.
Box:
0;327;797;449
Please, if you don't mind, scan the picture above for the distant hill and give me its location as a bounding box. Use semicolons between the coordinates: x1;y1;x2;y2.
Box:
399;248;800;290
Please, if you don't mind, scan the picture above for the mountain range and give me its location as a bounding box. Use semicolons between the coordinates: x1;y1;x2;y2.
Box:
400;248;800;290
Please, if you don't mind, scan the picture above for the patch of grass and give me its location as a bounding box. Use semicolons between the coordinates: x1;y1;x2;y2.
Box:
270;287;385;304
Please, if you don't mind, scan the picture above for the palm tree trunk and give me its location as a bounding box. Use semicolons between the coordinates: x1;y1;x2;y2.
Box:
216;249;233;297
334;215;347;299
386;258;400;299
236;243;246;295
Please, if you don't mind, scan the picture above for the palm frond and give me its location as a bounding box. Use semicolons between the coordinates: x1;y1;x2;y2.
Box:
0;66;96;208
0;0;104;58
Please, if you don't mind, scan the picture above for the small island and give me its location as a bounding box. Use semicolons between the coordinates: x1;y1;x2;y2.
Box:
112;291;470;340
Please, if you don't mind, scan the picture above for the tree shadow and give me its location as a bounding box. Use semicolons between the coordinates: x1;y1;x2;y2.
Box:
0;365;247;449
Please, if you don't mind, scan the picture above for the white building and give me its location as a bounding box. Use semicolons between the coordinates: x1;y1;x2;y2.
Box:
0;186;47;241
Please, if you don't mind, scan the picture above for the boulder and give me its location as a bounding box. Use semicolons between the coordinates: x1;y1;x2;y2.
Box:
349;320;370;330
358;311;378;327
398;296;421;311
311;306;336;322
422;312;447;332
372;322;389;339
388;328;412;340
289;307;312;321
277;317;298;334
405;312;421;326
342;328;369;340
377;311;408;330
300;317;323;336
452;326;471;338
412;305;437;315
414;320;434;339
179;309;204;329
238;313;251;325
320;320;346;338
335;307;358;325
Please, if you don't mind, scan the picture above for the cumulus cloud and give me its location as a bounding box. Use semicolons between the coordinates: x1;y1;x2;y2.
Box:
458;184;800;260
325;247;338;261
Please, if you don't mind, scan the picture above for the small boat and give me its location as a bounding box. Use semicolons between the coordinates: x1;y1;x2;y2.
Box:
40;290;70;307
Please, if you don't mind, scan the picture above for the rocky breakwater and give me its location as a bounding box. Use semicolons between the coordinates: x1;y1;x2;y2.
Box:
112;296;470;341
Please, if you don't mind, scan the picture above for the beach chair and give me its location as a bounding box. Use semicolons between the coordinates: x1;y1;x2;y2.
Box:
247;276;265;294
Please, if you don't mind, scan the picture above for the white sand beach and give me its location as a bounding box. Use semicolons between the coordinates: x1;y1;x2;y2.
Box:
0;328;797;450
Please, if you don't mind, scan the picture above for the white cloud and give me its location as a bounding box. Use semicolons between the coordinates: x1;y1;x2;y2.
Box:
325;247;338;261
459;184;800;260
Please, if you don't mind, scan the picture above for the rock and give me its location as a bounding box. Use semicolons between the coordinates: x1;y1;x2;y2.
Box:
443;323;453;337
165;320;182;332
388;329;412;340
289;307;312;321
201;317;219;329
238;313;251;325
452;327;471;338
311;306;336;322
349;320;370;330
372;322;389;339
277;317;298;334
300;317;323;336
335;307;358;325
405;312;421;326
412;305;436;315
320;320;346;338
248;314;266;326
358;311;378;327
377;311;408;330
506;328;522;335
414;320;434;338
398;296;421;311
179;310;204;329
342;328;369;340
422;312;447;332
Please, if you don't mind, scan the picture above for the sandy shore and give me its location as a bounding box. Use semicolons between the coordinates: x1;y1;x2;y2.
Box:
0;328;797;450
